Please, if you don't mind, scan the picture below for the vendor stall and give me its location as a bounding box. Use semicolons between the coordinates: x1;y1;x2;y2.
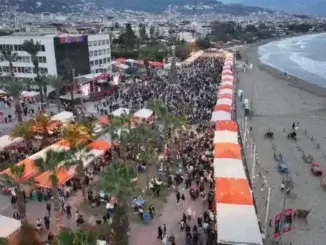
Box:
51;111;74;125
215;120;238;132
216;98;233;106
75;149;104;169
111;108;130;117
133;108;154;124
0;135;24;151
1;158;37;180
218;88;233;95
214;131;238;144
214;143;241;159
213;158;246;179
35;167;76;189
211;111;231;122
214;104;232;113
0;215;21;243
87;140;111;151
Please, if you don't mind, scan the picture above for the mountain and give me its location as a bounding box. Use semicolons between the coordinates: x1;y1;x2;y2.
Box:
220;0;326;16
92;0;270;14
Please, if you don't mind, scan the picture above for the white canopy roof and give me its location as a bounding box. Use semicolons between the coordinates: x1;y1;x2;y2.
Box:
75;149;104;169
211;111;231;122
222;74;234;80
214;131;238;144
219;88;233;95
213;158;246;179
0;215;21;237
217;204;263;245
134;108;153;119
0;135;23;150
216;98;233;106
220;81;233;86
93;123;104;136
111;108;130;117
27;144;69;160
51;111;74;124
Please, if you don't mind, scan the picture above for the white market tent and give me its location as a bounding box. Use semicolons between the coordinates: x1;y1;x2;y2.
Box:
220;81;233;86
213;158;246;179
0;135;23;150
0;214;21;238
216;98;232;106
51;111;74;124
134;108;153;119
111;108;130;117
214;131;238;144
224;60;233;66
75;149;104;169
211;111;231;122
27;144;69;161
217;204;263;245
219;88;233;95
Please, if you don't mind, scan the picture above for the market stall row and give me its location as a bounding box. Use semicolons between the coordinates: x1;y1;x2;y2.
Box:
0;107;155;190
211;52;263;245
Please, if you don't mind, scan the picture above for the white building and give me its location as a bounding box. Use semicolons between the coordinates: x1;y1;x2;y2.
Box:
0;33;111;79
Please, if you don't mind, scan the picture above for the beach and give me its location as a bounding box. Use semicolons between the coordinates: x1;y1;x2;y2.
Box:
238;42;326;244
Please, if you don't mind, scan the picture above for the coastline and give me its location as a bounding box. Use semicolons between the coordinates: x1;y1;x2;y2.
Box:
240;34;326;98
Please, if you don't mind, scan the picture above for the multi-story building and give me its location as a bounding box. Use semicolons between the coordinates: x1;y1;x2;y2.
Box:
0;33;111;80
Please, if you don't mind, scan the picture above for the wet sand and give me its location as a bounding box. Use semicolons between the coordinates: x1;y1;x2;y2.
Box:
237;42;326;245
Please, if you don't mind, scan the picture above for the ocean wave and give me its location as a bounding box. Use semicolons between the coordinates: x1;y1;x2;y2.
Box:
289;52;326;79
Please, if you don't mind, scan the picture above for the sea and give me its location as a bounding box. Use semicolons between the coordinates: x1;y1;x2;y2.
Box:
258;32;326;88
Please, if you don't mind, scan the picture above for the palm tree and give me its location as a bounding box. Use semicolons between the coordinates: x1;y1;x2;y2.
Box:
0;75;25;122
0;164;29;223
10;121;34;147
138;146;158;187
45;75;66;113
22;39;44;110
62;123;91;149
56;228;97;245
1;48;20;78
34;150;71;234
101;164;136;245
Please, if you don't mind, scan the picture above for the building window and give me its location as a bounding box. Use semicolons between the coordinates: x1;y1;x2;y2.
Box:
98;50;102;56
40;67;48;74
107;57;111;62
90;61;94;66
89;41;93;47
18;45;23;51
94;50;98;56
99;59;103;65
97;41;101;46
93;41;97;46
103;58;106;64
89;51;93;57
95;60;98;65
3;66;9;72
106;39;109;45
101;40;105;45
41;45;45;52
14;45;18;51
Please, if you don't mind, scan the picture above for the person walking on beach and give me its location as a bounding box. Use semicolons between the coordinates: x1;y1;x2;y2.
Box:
157;226;163;240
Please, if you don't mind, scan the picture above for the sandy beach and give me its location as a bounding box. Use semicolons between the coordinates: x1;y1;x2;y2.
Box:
238;42;326;245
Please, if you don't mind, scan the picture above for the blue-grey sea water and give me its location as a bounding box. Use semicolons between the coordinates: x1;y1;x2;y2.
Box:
258;33;326;88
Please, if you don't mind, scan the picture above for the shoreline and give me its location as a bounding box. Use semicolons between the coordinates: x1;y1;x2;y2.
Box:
240;34;326;98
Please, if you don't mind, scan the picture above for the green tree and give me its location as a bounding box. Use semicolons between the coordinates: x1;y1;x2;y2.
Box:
195;38;211;49
149;26;155;41
34;150;72;234
10;121;34;147
138;24;148;42
101;164;136;245
22;39;44;111
125;23;136;49
45;75;66;112
1;48;20;78
56;228;97;245
0;164;29;223
0;75;25;122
